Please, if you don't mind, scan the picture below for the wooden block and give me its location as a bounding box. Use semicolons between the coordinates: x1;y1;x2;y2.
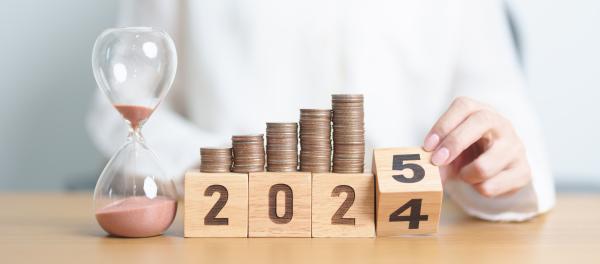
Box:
184;170;248;237
312;173;375;237
372;147;443;236
248;172;311;237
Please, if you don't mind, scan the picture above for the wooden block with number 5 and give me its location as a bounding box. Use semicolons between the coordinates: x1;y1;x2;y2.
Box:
248;172;311;237
373;147;443;236
312;173;375;237
184;170;248;237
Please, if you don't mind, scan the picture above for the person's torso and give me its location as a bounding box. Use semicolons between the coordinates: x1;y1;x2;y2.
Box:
170;0;460;154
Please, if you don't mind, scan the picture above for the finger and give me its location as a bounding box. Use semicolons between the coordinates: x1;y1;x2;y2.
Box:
458;140;520;184
424;97;483;151
431;110;499;166
439;166;452;184
473;162;531;198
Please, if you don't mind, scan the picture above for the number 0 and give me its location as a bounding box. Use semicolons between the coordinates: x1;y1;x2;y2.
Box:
269;184;293;224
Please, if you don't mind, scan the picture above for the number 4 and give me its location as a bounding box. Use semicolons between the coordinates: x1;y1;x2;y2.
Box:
389;199;428;229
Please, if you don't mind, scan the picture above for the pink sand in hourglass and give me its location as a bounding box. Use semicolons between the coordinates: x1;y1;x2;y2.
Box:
95;196;177;237
114;104;154;129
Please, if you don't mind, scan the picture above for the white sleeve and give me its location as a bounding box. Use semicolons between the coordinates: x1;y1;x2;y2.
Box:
87;0;222;195
443;0;555;221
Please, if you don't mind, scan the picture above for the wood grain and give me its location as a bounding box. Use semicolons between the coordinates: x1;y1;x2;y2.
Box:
248;171;312;237
311;173;375;237
373;147;443;235
0;193;598;263
184;170;248;237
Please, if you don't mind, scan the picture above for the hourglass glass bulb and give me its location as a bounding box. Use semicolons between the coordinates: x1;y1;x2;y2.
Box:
92;27;177;130
91;27;178;238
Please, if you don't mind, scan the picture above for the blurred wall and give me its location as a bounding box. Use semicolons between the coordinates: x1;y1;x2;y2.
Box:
511;0;600;187
0;0;598;191
0;0;117;190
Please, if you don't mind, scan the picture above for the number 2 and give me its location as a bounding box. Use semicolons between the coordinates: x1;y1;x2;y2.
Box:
331;185;356;225
389;199;429;229
392;154;425;183
204;185;229;225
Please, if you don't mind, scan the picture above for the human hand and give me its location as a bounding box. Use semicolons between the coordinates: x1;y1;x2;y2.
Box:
423;97;531;197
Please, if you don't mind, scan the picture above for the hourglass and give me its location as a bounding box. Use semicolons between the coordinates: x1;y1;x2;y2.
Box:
91;27;178;237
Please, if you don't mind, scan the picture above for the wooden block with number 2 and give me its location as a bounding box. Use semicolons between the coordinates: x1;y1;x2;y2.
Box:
373;147;443;236
312;173;375;237
184;170;249;237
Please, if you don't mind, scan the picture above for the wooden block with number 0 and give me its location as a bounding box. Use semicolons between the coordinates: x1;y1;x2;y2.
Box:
248;172;311;237
312;173;375;237
184;170;248;237
372;147;443;236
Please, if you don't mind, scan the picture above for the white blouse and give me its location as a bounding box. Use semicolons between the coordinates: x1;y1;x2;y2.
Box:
88;0;555;221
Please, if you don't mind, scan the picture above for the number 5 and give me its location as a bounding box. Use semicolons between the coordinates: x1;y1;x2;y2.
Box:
392;154;425;183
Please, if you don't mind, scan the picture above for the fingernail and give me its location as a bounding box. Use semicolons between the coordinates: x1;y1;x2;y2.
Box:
431;147;449;166
423;133;440;151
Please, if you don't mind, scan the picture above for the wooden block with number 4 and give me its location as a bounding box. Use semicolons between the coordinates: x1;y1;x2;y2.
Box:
184;170;248;237
373;147;443;236
248;172;311;237
312;173;375;237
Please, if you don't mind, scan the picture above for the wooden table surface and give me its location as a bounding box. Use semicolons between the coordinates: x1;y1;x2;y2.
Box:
0;193;598;263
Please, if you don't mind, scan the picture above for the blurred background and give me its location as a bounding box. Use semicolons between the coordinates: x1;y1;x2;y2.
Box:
0;0;598;191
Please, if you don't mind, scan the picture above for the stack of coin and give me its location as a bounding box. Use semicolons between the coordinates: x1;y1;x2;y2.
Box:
231;134;265;173
332;94;365;173
299;109;332;172
200;147;233;173
266;122;298;172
